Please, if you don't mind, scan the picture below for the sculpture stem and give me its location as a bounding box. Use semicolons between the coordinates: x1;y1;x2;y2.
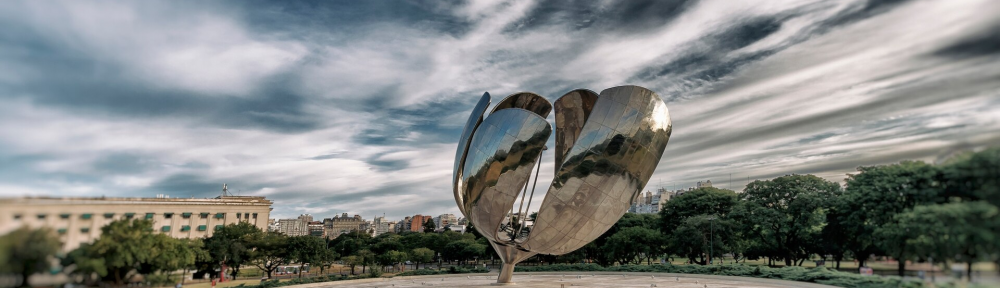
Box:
497;262;516;284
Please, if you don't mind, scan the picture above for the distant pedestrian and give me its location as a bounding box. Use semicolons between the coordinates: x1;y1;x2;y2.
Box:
176;283;182;288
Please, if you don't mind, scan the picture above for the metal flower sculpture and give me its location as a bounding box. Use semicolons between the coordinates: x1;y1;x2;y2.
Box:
453;85;672;284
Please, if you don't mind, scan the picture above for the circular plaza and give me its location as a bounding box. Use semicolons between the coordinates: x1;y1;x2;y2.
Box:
288;272;840;288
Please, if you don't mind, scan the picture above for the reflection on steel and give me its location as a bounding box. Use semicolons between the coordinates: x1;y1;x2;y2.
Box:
453;86;672;284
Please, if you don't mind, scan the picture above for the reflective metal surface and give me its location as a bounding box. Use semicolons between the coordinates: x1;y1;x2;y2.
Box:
453;92;491;216
458;108;551;244
490;92;552;118
552;89;598;173
453;85;672;284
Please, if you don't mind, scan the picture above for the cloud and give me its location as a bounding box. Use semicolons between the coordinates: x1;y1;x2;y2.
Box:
0;0;997;220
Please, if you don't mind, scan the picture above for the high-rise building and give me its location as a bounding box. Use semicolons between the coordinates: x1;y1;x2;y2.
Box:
298;214;313;223
0;195;273;252
628;188;676;214
278;218;308;236
408;214;430;232
371;216;392;236
436;213;457;230
307;221;324;237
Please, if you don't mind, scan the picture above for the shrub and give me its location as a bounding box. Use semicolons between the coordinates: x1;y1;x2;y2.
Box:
514;264;926;288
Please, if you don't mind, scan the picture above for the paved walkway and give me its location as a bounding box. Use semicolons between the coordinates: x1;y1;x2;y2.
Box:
287;272;841;288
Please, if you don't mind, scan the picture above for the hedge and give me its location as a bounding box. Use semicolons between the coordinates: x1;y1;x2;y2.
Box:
514;264;925;288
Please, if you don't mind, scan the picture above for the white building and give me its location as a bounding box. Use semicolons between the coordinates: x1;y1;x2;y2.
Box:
0;195;273;252
278;218;308;236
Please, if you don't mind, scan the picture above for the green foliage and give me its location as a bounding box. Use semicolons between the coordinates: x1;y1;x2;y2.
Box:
409;247;435;269
287;235;328;278
59;219;200;286
251;232;290;279
0;226;61;287
601;226;663;265
740;175;840;267
514;264;924;288
659;187;739;265
841;161;942;270
423;218;436;233
206;222;263;279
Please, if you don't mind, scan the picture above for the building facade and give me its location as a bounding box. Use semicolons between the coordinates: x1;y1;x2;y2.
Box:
278;218;308;236
628;188;676;214
0;195;273;252
323;213;365;238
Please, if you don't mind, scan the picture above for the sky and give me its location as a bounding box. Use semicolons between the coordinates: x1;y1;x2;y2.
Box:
0;0;998;220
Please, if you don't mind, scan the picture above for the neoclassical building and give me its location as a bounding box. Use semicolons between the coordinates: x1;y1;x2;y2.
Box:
0;195;273;252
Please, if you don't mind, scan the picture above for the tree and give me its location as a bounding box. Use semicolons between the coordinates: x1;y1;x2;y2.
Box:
879;202;999;280
315;248;338;275
940;147;1000;274
377;250;408;272
667;215;735;265
0;227;61;287
342;255;361;275
287;235;327;278
423;219;436;233
941;147;1000;207
205;222;263;280
818;196;851;269
89;219;157;285
251;232;289;279
602;226;663;265
357;249;375;274
410;247;435;270
741;174;840;267
660;187;739;264
842;161;941;275
61;243;106;285
61;219;195;285
442;239;483;264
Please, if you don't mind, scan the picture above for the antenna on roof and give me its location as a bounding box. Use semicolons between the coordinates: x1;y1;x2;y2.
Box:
222;183;229;197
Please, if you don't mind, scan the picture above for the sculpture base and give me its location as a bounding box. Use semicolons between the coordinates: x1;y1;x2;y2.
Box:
496;262;516;284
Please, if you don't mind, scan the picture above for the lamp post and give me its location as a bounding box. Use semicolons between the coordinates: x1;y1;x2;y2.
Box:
708;217;716;265
438;253;442;271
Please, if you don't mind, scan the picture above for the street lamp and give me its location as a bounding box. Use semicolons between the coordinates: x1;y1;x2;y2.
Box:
708;217;716;265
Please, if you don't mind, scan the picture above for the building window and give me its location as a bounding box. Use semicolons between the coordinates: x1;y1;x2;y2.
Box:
252;213;258;218
161;226;171;232
57;228;67;234
164;213;173;219
80;227;90;233
145;213;155;219
244;213;250;219
200;212;210;219
13;214;22;220
181;225;191;232
37;214;47;220
197;225;207;231
80;214;92;220
182;212;192;219
214;213;225;219
103;213;115;219
236;213;241;219
124;213;135;219
214;225;224;230
60;213;71;219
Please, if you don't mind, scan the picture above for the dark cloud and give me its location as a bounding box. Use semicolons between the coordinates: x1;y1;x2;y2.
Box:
505;0;692;33
932;25;1000;58
235;0;472;39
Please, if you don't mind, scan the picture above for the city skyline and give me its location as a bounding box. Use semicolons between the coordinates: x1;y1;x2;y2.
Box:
0;1;998;220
